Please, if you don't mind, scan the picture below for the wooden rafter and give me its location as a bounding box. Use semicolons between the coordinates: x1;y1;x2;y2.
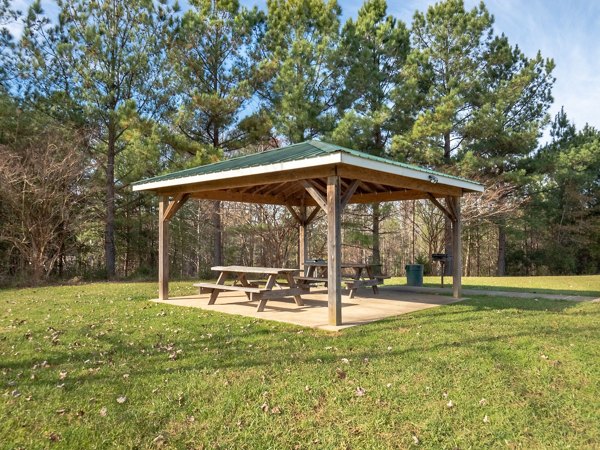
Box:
349;189;429;204
191;190;293;206
357;181;375;194
339;166;462;197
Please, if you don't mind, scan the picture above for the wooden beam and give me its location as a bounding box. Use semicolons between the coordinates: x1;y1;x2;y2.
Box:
327;176;342;326
338;165;463;197
427;193;456;222
302;180;328;211
451;196;462;299
163;193;190;222
285;204;303;225
340;180;359;209
158;196;169;300
305;206;320;224
298;206;308;270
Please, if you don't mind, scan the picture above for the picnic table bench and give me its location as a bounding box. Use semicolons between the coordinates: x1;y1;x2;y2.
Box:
296;261;390;298
194;266;304;312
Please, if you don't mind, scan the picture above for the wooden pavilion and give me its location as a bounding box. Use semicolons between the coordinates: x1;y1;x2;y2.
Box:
132;140;484;326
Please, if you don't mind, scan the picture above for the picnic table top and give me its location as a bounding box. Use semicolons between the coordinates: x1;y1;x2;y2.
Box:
211;265;300;275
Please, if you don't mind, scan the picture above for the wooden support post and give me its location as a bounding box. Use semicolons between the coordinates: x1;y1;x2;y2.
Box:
158;196;169;300
452;196;462;299
327;176;342;326
299;206;308;271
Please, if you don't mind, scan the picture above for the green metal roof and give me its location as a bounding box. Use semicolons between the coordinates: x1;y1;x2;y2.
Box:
132;140;482;187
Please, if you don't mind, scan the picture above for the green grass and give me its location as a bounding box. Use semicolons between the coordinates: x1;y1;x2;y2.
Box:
387;274;600;297
1;282;599;449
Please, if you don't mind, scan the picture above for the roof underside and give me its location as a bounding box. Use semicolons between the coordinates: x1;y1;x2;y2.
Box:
132;140;484;206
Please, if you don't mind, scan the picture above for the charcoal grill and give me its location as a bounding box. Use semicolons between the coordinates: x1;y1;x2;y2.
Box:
432;253;450;287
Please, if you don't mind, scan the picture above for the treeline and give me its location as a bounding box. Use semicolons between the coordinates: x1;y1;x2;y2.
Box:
0;0;598;285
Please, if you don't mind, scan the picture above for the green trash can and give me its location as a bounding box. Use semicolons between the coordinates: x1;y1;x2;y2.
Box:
405;264;424;287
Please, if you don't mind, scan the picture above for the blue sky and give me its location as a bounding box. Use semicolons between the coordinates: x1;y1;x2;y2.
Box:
7;0;600;133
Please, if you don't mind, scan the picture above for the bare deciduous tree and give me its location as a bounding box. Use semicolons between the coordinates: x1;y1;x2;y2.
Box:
0;130;86;282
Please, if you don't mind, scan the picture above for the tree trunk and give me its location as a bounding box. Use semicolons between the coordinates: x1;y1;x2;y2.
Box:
497;222;506;276
105;121;117;278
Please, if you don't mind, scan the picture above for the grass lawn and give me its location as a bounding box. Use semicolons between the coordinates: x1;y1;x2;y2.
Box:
387;274;600;297
1;281;599;449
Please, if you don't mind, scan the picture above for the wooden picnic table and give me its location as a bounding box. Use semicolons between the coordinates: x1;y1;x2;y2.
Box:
296;261;389;298
194;266;304;312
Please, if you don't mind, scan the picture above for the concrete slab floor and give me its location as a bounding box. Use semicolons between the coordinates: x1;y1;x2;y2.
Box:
151;287;463;331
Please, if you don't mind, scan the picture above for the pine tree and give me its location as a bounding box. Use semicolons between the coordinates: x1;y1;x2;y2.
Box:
331;0;411;268
396;0;554;275
169;0;268;265
259;0;341;143
20;0;175;277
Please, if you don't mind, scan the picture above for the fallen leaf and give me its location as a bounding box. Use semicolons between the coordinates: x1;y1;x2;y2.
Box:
479;398;487;406
341;358;349;364
116;396;127;404
152;434;166;447
99;407;107;417
270;406;282;414
261;402;269;413
336;368;346;380
59;371;68;380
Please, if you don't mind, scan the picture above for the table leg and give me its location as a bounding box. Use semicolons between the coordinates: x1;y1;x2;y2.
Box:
208;271;228;305
256;296;268;312
366;265;379;294
254;274;276;312
285;272;304;306
348;267;362;299
237;273;254;300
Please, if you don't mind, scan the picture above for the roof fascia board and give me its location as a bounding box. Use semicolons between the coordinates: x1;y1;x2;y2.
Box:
132;153;343;192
